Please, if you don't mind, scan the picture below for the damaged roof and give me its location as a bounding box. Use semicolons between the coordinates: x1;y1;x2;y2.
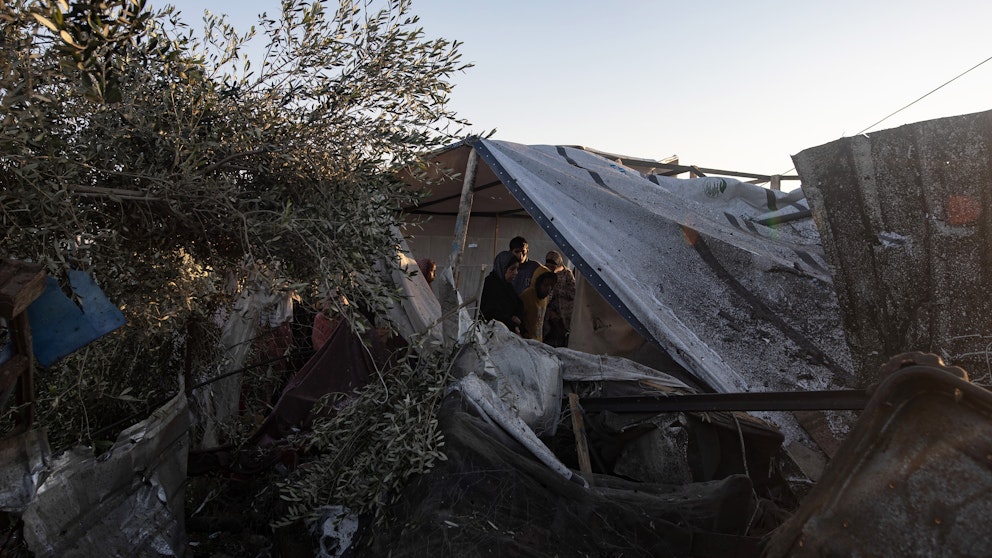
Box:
405;139;855;400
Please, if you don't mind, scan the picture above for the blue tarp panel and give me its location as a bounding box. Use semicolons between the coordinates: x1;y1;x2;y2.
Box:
27;271;126;367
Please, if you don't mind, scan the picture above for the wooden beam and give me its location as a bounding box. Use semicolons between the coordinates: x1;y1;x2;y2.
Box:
401;179;503;213
447;148;479;285
0;259;46;320
12;312;35;431
568;391;594;485
651;163;801;182
0;354;28;392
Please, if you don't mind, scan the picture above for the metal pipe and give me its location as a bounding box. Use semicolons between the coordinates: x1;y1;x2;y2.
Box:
576;389;868;413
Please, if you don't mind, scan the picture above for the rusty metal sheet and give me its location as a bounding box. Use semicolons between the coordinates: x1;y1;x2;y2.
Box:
763;366;992;556
794;110;992;386
21;393;190;558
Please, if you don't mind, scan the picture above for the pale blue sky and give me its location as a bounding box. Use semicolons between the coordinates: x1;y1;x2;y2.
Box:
157;0;992;177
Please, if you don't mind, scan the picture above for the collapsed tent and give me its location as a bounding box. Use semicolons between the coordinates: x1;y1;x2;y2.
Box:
356;315;789;556
15;111;992;555
382;129;992;555
402;139;856;454
191;228;794;556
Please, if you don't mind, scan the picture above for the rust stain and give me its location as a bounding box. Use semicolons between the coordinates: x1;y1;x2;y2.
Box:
946;195;981;225
681;225;699;246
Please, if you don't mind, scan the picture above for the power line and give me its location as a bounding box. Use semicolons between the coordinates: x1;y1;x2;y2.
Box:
777;54;992;178
855;54;992;135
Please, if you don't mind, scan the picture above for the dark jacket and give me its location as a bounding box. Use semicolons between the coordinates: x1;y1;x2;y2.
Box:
512;259;541;294
480;252;526;336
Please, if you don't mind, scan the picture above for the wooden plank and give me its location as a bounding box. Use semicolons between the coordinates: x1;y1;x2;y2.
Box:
650;162;801;182
793;410;842;459
11;312;35;430
568;391;594;485
447;147;479;286
0;353;28;393
0;259;47;319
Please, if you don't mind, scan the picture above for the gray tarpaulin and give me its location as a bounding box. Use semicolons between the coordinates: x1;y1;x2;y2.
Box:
472;140;853;395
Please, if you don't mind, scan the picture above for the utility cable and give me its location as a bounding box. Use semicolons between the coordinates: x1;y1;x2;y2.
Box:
854;53;992;135
778;53;992;177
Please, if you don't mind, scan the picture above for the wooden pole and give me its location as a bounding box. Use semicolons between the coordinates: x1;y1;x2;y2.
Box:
448;148;479;288
770;175;782;191
568;390;594;485
0;260;45;435
437;148;479;348
493;214;500;261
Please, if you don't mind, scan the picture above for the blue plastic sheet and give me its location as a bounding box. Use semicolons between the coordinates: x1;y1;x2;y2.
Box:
27;271;126;367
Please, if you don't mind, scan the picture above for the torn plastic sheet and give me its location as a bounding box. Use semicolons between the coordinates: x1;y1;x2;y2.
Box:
192;276;266;449
450;373;587;488
384;229;446;346
451;321;698;439
26;270;126;368
312;505;360;558
447;321;710;490
21;393;190;558
452;323;563;436
0;429;50;513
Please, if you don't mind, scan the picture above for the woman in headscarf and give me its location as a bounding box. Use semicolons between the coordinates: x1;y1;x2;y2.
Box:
480;251;526;336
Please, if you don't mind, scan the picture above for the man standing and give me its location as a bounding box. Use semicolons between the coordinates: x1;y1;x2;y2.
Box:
510;236;540;294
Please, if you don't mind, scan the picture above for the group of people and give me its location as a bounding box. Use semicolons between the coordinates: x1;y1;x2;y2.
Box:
479;236;575;347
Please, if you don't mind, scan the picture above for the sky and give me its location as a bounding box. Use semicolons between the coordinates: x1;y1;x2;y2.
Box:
155;0;992;179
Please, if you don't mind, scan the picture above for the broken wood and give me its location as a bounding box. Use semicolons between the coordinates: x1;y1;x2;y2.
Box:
0;259;45;437
0;259;46;320
567;391;594;485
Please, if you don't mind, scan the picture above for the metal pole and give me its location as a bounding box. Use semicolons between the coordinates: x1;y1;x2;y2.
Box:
577;389;869;413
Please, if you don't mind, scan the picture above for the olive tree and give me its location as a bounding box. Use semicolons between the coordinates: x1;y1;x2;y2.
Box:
1;0;468;448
